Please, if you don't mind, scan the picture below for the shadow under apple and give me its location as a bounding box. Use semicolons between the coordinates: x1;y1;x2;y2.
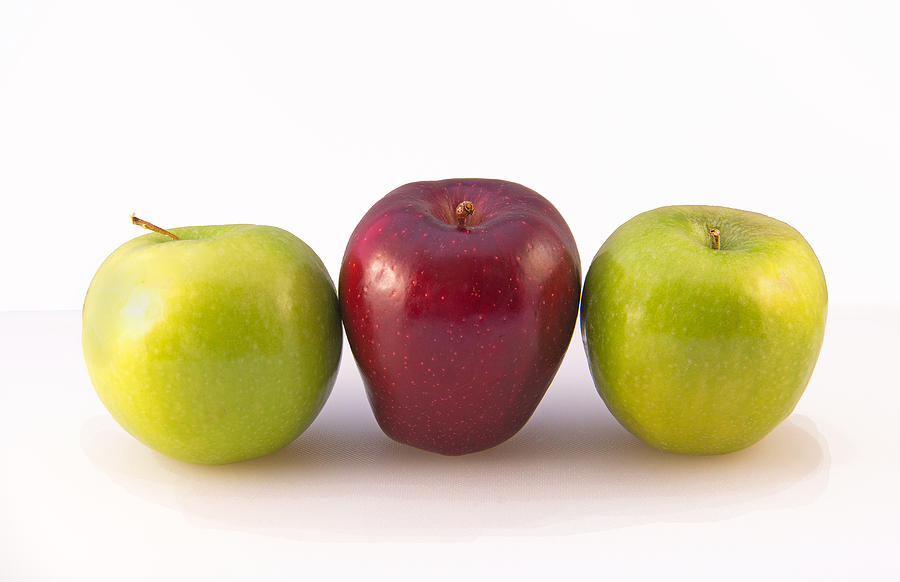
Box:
80;372;829;541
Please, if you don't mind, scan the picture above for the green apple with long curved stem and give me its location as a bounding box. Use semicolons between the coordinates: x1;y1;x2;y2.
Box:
83;217;342;464
581;206;827;455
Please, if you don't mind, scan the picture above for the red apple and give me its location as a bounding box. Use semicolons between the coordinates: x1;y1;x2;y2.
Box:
339;179;581;455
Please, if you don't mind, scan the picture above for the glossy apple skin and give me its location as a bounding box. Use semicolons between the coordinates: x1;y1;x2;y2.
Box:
340;179;581;455
83;225;342;464
581;206;827;455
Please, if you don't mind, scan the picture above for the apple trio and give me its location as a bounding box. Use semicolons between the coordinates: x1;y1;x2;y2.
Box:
82;179;828;464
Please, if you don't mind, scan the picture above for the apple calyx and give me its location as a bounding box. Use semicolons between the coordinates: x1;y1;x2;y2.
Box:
709;228;720;250
455;201;475;227
132;214;180;241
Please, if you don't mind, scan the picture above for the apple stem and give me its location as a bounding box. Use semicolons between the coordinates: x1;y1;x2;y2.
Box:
455;201;475;227
709;228;720;250
132;214;180;240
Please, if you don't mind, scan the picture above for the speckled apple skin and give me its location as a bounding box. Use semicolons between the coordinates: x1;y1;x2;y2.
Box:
339;179;581;455
581;206;828;455
83;225;342;464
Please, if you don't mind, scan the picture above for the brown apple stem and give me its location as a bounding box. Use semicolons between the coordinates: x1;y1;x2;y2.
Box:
709;228;720;250
132;214;180;240
455;201;475;226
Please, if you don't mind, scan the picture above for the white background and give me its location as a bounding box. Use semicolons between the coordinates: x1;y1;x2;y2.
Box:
1;1;899;580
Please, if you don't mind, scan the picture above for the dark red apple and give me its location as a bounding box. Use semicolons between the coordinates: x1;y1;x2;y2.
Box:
339;179;581;455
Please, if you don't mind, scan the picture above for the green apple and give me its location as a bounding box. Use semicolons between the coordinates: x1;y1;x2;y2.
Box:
82;220;342;464
581;206;827;455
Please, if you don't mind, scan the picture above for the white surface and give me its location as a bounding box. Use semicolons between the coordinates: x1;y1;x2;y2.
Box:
2;308;899;580
2;1;900;580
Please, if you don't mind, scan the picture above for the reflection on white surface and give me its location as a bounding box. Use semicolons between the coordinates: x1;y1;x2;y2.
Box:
79;411;829;541
78;350;829;541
